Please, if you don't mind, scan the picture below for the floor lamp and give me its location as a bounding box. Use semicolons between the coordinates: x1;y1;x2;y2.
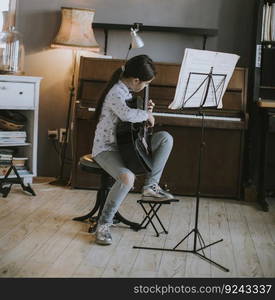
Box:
50;7;100;185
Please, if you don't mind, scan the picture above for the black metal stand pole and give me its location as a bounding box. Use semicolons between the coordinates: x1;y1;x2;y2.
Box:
133;72;229;273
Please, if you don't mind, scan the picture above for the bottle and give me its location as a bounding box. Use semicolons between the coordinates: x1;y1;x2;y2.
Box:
0;25;25;75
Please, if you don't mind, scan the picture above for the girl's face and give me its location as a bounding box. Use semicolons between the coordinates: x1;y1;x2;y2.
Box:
130;78;154;93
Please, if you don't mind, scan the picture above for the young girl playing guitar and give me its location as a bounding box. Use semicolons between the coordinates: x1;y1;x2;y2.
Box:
92;55;174;245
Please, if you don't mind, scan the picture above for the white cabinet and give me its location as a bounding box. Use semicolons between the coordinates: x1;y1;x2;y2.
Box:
0;75;42;184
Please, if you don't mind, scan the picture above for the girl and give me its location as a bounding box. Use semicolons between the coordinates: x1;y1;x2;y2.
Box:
92;55;174;245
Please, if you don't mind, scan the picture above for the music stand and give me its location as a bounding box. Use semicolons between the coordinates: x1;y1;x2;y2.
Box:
133;66;230;273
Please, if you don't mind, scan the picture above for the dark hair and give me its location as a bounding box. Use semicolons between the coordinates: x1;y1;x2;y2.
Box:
94;55;156;122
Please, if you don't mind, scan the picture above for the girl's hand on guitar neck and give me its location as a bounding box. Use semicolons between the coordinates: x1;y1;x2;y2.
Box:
147;99;155;112
147;112;155;128
147;100;155;127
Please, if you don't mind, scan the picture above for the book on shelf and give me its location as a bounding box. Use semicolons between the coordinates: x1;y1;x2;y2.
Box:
12;157;28;167
0;166;31;177
0;153;12;163
0;137;27;144
17;169;31;176
0;155;29;176
0;131;27;137
0;153;13;159
261;2;275;42
0;155;28;167
272;3;275;40
261;4;266;41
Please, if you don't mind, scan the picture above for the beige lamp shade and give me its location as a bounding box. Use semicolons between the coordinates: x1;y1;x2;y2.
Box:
51;7;100;51
1;11;9;31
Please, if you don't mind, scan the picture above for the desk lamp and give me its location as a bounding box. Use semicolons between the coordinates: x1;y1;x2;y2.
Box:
125;23;144;60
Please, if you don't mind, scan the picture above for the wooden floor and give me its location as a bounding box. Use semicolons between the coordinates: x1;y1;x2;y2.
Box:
0;180;274;278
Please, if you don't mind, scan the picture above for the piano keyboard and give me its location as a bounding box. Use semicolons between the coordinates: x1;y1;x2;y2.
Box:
88;107;241;122
152;112;241;122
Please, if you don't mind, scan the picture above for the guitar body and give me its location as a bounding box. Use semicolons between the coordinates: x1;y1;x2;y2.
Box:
116;93;153;175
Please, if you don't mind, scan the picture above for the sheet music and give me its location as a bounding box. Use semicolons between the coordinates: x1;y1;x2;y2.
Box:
169;48;240;110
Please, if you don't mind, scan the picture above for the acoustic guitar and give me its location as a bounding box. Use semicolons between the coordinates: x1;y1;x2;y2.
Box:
116;86;153;175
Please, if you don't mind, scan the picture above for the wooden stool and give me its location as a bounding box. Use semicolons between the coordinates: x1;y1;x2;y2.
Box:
73;154;141;232
137;198;179;237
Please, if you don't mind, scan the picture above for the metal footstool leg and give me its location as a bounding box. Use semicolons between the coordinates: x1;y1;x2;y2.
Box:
138;201;168;237
137;199;180;237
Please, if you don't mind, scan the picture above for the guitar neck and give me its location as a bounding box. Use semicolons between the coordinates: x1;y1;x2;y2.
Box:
144;86;149;111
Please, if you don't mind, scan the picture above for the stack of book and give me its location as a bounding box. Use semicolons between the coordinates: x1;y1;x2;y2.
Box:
261;2;275;42
0;131;27;145
0;153;12;176
0;154;30;177
12;157;30;176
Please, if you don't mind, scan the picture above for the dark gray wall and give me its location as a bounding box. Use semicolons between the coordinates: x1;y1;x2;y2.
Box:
16;0;256;177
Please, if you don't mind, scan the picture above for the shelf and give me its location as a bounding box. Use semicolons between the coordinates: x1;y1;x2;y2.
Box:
260;86;275;89
93;22;218;54
0;106;36;110
261;41;275;46
0;143;31;147
93;22;218;36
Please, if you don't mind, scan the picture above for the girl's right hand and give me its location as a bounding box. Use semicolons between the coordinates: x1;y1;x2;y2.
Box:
147;113;155;127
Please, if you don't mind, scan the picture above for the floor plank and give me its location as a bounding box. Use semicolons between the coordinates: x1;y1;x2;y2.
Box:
241;203;275;277
265;198;275;243
225;201;264;277
0;188;67;257
0;189;92;277
15;191;93;277
0;182;274;278
208;199;237;277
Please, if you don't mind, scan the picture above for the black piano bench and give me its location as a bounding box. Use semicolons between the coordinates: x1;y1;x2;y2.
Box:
72;154;141;232
137;198;179;237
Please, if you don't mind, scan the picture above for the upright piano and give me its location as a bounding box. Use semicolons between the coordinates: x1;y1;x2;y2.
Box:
72;57;248;199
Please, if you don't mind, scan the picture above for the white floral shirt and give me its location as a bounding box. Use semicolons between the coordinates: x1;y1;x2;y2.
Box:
92;81;148;157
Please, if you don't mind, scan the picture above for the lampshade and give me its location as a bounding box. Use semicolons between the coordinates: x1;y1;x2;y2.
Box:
1;11;9;32
51;7;100;51
130;27;144;49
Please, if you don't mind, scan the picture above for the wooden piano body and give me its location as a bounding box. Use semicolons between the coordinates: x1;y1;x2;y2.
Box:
72;57;248;199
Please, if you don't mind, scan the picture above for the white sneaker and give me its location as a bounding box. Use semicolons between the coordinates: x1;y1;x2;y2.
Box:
95;223;112;245
142;183;174;201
